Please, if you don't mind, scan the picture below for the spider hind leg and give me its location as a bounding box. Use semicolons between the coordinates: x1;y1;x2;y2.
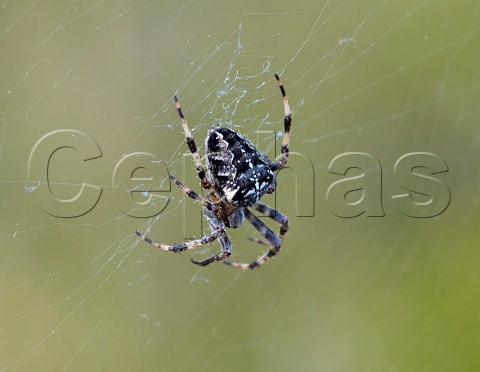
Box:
189;209;232;267
223;208;285;270
190;231;233;265
135;227;224;253
191;252;230;266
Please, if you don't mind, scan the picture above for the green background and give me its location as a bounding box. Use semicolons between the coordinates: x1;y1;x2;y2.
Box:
1;0;479;371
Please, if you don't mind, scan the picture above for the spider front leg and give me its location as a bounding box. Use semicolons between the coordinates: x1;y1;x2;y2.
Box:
271;74;292;170
174;96;212;189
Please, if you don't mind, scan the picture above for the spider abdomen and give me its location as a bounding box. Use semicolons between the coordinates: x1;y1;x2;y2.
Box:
205;127;274;207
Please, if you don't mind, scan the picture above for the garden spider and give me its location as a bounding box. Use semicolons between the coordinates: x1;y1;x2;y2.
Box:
136;74;291;270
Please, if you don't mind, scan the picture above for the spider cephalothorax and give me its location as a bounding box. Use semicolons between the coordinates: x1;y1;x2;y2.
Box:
136;74;291;270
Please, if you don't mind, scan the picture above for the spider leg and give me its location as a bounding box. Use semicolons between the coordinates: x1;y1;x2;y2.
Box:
169;174;217;212
270;74;292;171
223;209;282;270
190;208;231;266
135;227;224;253
244;203;289;247
251;202;289;241
191;232;232;266
174;96;212;189
136;176;223;253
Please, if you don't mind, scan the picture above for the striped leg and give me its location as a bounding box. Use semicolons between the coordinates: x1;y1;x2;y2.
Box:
251;202;289;241
223;208;282;270
190;207;232;266
135;227;224;253
136;175;221;252
191;232;232;266
174;95;212;189
271;74;292;170
168;174;216;211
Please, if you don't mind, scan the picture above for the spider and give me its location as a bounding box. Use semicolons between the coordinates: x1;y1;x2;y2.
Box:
136;74;291;270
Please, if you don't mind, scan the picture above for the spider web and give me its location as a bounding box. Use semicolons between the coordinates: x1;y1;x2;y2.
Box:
1;0;480;370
